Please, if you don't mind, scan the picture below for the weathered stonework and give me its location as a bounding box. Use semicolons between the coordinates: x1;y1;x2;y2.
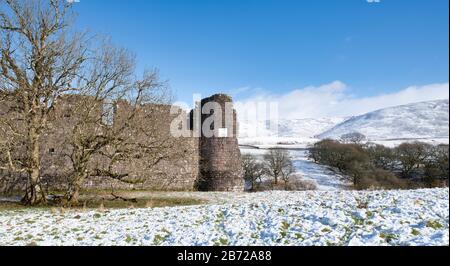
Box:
0;93;243;193
194;94;244;191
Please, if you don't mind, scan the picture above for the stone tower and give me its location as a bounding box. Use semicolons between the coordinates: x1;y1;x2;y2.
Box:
193;94;244;191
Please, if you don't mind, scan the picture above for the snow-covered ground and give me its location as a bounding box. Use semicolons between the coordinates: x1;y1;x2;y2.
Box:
0;188;448;246
241;148;351;190
290;150;352;190
239;136;318;149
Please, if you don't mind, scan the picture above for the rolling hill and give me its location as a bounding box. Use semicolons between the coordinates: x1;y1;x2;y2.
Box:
318;99;449;141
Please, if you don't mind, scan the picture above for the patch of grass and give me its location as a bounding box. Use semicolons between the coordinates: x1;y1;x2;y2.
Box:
251;232;259;239
351;215;365;226
411;228;421;236
277;208;286;215
84;196;205;209
356;199;369;209
295;233;304;240
321;227;332;233
0;193;205;210
125;235;134;243
426;220;443;230
281;221;290;231
279;221;290;238
215;210;226;223
379;232;398;243
326;240;336;246
0;202;43;211
214;237;230;246
153;228;172;245
153;234;166;245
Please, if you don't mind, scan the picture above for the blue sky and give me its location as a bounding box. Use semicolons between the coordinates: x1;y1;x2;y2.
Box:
72;0;449;116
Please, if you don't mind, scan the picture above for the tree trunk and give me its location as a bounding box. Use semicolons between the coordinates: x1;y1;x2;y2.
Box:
65;186;80;206
22;169;46;205
65;172;87;206
22;135;47;205
22;128;46;206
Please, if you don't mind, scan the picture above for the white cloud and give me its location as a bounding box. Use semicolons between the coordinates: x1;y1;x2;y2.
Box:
235;81;449;120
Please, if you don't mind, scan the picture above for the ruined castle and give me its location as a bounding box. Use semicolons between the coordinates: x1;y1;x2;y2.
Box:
0;94;244;192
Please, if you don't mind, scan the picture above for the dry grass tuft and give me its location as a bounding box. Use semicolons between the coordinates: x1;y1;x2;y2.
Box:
145;199;155;208
98;202;105;213
50;207;58;215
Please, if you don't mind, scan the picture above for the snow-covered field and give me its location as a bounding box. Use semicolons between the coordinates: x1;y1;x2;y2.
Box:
290;150;352;190
241;148;351;190
0;188;448;246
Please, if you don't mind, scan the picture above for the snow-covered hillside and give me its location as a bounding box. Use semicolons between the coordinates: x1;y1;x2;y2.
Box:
318;100;449;141
237;100;449;147
1;188;448;246
239;117;345;139
239;117;344;147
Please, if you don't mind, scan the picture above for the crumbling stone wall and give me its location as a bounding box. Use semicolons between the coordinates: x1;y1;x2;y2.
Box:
0;93;243;193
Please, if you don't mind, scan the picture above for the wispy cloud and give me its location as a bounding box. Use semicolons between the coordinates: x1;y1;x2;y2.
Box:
235;81;449;120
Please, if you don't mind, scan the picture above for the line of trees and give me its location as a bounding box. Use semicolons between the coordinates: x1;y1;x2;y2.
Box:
242;150;316;191
0;0;174;205
309;139;449;189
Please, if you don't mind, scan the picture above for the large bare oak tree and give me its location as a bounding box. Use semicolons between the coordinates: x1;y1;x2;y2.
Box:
0;0;87;204
1;0;173;205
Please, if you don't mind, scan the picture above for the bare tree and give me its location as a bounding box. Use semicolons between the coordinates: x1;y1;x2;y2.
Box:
365;143;397;171
340;132;366;144
241;154;264;191
424;144;449;186
0;0;177;205
395;142;431;178
263;149;294;185
0;98;28;194
58;68;175;205
0;0;86;205
279;159;295;189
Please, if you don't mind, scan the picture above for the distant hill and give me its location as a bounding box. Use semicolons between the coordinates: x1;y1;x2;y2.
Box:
318;99;449;140
239;117;345;139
